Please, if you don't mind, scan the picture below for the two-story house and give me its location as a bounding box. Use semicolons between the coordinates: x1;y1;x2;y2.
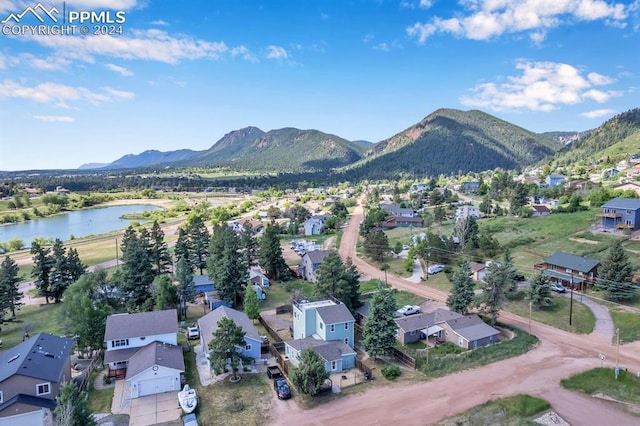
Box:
380;203;416;218
198;306;263;370
285;300;356;373
299;250;333;283
461;181;480;193
104;309;184;398
534;252;600;290
0;333;73;426
455;205;480;221
303;215;326;236
545;174;566;187
598;197;640;231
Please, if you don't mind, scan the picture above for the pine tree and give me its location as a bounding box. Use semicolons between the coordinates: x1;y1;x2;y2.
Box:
259;224;290;281
207;317;251;380
363;229;389;262
31;241;54;304
0;256;23;321
174;227;191;265
149;220;171;276
65;248;86;282
48;239;69;303
55;382;96;426
208;224;248;307
477;255;513;325
175;257;195;319
239;222;259;267
119;226;154;310
597;242;636;300
291;348;330;395
362;285;397;359
188;215;210;275
154;274;178;311
314;252;361;314
527;272;554;309
447;261;475;315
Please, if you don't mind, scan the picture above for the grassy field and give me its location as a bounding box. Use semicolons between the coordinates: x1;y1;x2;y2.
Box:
561;368;640;405
505;294;596;334
359;280;427;307
440;394;550;425
416;324;539;379
610;310;640;343
260;279;315;311
0;303;64;349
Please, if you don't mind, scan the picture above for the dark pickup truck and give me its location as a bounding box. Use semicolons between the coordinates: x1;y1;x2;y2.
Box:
266;365;283;379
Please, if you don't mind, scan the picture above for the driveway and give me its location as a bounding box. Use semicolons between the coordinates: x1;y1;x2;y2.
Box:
112;379;182;426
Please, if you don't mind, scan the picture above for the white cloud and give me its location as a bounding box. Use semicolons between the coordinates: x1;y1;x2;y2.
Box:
265;45;288;60
407;0;629;43
0;52;5;69
419;0;433;8
0;79;134;106
105;63;134;76
373;42;390;51
21;54;70;71
150;19;169;26
28;29;229;64
460;60;622;112
581;108;615;118
230;45;258;63
363;33;374;43
33;115;75;122
63;0;139;9
320;12;329;20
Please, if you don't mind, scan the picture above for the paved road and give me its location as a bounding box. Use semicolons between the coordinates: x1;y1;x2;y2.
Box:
270;204;640;426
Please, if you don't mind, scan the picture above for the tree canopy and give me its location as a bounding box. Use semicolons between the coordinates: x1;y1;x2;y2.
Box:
596;242;637;301
362;284;397;359
291;348;330;396
447;261;475;315
314;251;361;314
207;317;251;381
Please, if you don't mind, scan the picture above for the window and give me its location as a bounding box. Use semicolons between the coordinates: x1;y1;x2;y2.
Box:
112;339;129;348
566;268;573;273
344;338;349;345
36;382;51;396
113;361;127;368
458;337;464;347
319;322;323;330
331;361;337;371
344;322;349;330
330;324;335;332
0;391;3;404
410;330;416;336
245;344;252;351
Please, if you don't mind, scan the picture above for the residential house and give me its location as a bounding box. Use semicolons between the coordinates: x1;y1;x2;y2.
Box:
614;182;640;198
0;333;73;426
534;252;600;290
455;205;480;221
410;183;431;193
469;262;489;281
198;306;263;366
103;309;184;398
601;168;619;179
299;250;333;283
380;203;416;218
598;197;640;231
531;205;551;217
381;216;424;228
461;181;480;193
193;275;215;294
303;215;326;236
285;300;356;372
626;163;640;178
545;174;566;187
394;309;500;349
229;218;263;235
249;268;270;288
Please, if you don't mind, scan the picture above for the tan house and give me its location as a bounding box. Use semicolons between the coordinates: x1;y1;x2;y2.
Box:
0;333;73;426
531;205;551;217
534;252;600;290
469;262;488;281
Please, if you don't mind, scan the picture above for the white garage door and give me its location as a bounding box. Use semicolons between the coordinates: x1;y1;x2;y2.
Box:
137;376;175;397
0;409;44;426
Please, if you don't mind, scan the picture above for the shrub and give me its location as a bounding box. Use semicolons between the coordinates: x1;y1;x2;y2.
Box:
381;365;401;380
102;375;111;385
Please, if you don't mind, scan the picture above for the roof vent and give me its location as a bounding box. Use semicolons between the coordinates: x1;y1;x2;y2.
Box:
44;353;55;358
8;354;20;363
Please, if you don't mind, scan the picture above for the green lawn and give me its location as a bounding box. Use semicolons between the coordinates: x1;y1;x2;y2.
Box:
561;368;640;404
0;303;63;349
505;294;595;334
610;310;640;343
440;394;550;425
421;270;452;293
260;279;315;311
86;370;114;414
359;280;427;307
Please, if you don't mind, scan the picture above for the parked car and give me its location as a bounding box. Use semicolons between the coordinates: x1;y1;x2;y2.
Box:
187;325;200;340
274;377;292;400
183;413;199;426
267;365;283;379
549;282;567;293
397;305;421;316
427;264;444;275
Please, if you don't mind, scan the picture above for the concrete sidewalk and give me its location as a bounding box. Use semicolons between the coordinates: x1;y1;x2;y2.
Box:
560;292;614;340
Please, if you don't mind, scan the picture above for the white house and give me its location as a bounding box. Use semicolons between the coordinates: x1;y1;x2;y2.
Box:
103;309;184;398
455;205;480;221
303;215;326;236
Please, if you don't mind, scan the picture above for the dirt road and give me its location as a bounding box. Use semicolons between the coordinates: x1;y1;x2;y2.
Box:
270;205;640;425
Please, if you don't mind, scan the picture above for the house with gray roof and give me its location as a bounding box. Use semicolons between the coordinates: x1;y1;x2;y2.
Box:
198;306;263;365
380;202;416;218
534;252;600;289
598;197;640;231
0;333;73;426
286;300;356;372
103;309;183;398
299;250;333;282
394;309;500;349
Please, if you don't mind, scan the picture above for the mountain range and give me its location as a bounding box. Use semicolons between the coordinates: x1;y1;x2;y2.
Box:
79;108;640;178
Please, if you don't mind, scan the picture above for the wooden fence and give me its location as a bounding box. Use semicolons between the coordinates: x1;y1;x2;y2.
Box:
275;304;293;314
258;315;283;343
391;347;417;369
270;342;289;375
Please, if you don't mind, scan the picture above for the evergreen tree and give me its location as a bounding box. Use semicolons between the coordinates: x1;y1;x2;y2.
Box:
175;257;195;319
154;274;178;311
597;242;636;300
48;239;70;303
433;206;445;225
510;183;529;214
527;272;554;309
291;348;330;396
188;214;210;275
54;382;96;426
243;284;260;321
362;285;397;359
148;220;171;276
174;227;191;266
447;261;475;315
0;256;23;321
31;241;54;304
314;251;361;314
239;222;259;267
477;257;512;325
363;228;389;262
259;224;290;281
208;224;248;307
119;226;154;310
207;317;251;380
65;248;86;282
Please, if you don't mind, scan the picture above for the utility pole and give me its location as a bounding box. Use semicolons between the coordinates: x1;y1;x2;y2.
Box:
115;238;119;267
616;327;620;368
529;301;532;334
569;276;574;326
426;247;430;280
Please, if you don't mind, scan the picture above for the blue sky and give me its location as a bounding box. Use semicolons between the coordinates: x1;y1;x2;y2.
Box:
0;0;639;171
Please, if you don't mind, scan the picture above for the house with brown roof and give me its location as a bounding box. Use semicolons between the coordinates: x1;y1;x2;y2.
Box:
469;261;488;281
103;309;184;398
531;205;551;217
0;333;73;426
